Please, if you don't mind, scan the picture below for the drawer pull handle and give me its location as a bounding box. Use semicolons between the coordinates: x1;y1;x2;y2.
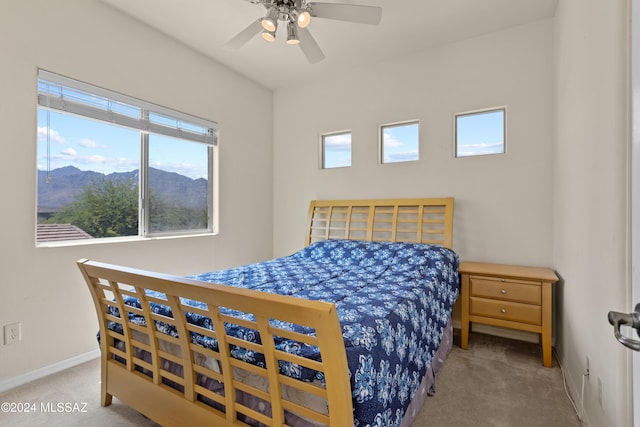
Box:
500;289;507;294
500;308;507;314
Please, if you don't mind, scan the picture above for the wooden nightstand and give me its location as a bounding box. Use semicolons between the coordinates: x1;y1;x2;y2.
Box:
459;261;558;368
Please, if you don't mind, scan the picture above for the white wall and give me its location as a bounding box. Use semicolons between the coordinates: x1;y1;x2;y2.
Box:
273;19;555;267
553;0;631;425
0;0;273;384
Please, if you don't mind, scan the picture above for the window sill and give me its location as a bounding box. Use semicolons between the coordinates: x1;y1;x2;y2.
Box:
36;231;216;248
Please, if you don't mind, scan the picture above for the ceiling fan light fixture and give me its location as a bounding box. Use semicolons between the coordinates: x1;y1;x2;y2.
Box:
261;29;276;42
294;8;311;28
286;21;300;45
261;7;279;32
227;0;382;64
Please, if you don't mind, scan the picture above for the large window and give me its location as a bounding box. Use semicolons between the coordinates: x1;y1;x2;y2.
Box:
36;70;218;244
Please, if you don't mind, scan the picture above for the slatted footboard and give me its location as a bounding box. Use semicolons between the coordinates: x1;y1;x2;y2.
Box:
78;259;353;427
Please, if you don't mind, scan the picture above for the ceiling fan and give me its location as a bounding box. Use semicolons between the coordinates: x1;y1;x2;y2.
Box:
225;0;382;64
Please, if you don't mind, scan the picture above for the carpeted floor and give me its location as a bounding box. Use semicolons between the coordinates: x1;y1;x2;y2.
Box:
0;332;581;426
415;332;582;427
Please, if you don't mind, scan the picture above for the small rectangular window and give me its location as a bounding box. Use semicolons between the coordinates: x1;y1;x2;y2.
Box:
380;120;419;164
321;131;351;169
455;107;506;157
36;70;218;244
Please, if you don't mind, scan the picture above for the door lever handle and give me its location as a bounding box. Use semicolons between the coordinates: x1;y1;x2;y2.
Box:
608;303;640;351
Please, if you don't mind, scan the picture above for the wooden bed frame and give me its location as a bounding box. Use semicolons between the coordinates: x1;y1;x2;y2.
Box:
79;197;454;427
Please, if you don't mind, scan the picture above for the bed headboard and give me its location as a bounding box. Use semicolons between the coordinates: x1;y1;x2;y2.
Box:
305;197;454;249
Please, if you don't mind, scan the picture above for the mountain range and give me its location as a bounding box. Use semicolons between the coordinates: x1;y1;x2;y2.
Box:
37;166;208;213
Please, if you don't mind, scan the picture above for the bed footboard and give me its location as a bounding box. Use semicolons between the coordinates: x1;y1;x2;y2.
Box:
78;259;353;427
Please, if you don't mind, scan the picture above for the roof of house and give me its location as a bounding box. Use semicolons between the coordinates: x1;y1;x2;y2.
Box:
36;224;94;242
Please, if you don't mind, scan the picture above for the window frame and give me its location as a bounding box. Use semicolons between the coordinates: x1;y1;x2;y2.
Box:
320;130;352;169
454;106;507;158
379;119;420;164
36;69;218;245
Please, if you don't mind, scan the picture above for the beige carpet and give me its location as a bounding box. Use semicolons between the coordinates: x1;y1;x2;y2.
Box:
0;332;581;426
416;333;582;427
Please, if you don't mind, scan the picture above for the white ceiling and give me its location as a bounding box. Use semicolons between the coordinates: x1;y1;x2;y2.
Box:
100;0;558;90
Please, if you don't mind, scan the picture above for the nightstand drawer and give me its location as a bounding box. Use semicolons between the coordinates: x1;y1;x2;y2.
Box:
470;277;541;305
470;297;542;325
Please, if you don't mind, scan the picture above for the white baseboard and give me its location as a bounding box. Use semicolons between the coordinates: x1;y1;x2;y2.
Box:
0;349;100;393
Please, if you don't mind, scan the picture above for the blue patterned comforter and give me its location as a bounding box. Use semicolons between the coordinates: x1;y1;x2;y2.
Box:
192;239;459;426
111;239;459;426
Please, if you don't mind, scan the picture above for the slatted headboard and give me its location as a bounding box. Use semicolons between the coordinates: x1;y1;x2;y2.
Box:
305;198;454;249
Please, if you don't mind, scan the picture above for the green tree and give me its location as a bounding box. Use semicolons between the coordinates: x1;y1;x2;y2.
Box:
149;192;207;232
48;178;138;238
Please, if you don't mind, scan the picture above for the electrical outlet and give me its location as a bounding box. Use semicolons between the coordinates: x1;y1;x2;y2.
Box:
598;377;604;409
586;355;590;380
4;322;21;345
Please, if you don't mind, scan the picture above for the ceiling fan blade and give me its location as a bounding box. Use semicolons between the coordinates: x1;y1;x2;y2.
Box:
308;2;382;25
224;19;263;49
297;27;325;64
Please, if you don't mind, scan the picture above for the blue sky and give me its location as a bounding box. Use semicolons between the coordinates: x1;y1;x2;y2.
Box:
456;109;505;157
323;132;352;168
381;122;419;163
37;109;209;179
